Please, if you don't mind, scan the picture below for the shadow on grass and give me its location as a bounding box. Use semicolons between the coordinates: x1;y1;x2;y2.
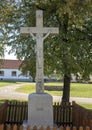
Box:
45;85;63;91
0;80;17;83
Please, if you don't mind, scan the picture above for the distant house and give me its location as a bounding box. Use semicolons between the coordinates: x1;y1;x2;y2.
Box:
0;59;32;81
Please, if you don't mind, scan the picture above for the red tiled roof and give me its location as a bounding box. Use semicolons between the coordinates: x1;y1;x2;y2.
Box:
0;59;22;69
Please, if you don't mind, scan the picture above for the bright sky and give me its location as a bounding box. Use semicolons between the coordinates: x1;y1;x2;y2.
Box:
4;46;17;60
4;52;17;60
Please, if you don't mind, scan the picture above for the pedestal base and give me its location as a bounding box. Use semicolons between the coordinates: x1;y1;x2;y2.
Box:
28;93;53;128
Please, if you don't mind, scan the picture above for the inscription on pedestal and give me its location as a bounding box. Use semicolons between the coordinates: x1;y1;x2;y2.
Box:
28;93;53;128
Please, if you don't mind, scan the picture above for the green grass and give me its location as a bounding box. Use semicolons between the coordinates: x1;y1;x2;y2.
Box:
0;81;92;97
16;82;92;98
79;103;92;109
0;81;92;109
18;83;36;93
70;83;92;98
0;81;16;87
16;82;63;95
0;81;26;87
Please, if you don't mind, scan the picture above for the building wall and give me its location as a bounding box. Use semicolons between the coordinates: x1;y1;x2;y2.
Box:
0;68;32;81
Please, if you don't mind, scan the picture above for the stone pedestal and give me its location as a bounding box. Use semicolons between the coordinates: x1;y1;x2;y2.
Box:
28;93;53;128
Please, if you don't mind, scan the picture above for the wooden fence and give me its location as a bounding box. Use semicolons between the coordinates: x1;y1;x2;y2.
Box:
0;100;72;126
72;101;92;129
0;124;91;130
5;101;28;124
53;102;72;126
0;101;7;124
0;100;92;129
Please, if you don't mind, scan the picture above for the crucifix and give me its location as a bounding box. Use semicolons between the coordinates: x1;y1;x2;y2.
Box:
21;10;59;128
20;10;59;94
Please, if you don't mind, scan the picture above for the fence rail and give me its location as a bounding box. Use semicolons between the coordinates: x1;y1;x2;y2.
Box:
0;100;92;128
6;101;28;124
0;124;91;130
0;100;72;126
0;101;7;124
72;101;92;129
53;102;72;126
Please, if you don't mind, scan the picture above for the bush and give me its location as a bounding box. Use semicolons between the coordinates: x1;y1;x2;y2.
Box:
45;86;63;91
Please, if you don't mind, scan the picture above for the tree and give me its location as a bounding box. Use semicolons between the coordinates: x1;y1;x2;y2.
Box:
34;0;92;102
0;0;92;102
0;33;4;60
0;44;4;66
0;45;4;58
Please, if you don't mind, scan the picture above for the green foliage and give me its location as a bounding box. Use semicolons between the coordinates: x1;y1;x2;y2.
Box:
0;45;4;58
0;0;92;80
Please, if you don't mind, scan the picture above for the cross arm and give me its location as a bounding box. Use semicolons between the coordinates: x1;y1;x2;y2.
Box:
20;27;59;34
20;27;37;34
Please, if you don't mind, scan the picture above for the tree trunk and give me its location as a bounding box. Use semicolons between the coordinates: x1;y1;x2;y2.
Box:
62;74;71;102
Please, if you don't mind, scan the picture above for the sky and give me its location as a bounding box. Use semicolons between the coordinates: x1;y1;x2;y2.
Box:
4;46;17;60
4;51;17;60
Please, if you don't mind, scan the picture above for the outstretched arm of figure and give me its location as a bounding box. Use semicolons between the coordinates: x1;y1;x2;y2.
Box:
30;33;36;40
43;30;51;41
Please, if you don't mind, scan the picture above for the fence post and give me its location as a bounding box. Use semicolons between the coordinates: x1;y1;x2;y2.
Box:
40;126;44;130
19;125;23;130
79;126;83;130
66;126;70;130
53;126;57;130
0;124;4;130
26;125;30;130
46;126;50;130
0;100;8;124
6;124;11;130
59;126;63;130
72;101;76;126
86;126;90;130
89;119;92;130
13;125;17;130
72;126;77;130
33;125;37;130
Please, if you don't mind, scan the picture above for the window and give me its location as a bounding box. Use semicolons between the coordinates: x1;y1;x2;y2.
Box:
23;72;29;77
11;71;17;76
0;71;4;76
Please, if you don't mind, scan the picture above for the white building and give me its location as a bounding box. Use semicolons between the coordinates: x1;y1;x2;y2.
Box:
0;59;32;81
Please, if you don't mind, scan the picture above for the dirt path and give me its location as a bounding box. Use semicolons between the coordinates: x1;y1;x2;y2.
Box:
0;83;28;100
0;84;92;104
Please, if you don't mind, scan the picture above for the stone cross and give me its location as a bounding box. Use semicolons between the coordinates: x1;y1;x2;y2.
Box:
20;10;59;94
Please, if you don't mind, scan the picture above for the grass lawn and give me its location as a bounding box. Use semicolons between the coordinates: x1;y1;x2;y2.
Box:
79;103;92;109
0;81;16;87
16;82;92;98
0;81;26;87
0;81;92;109
70;83;92;98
